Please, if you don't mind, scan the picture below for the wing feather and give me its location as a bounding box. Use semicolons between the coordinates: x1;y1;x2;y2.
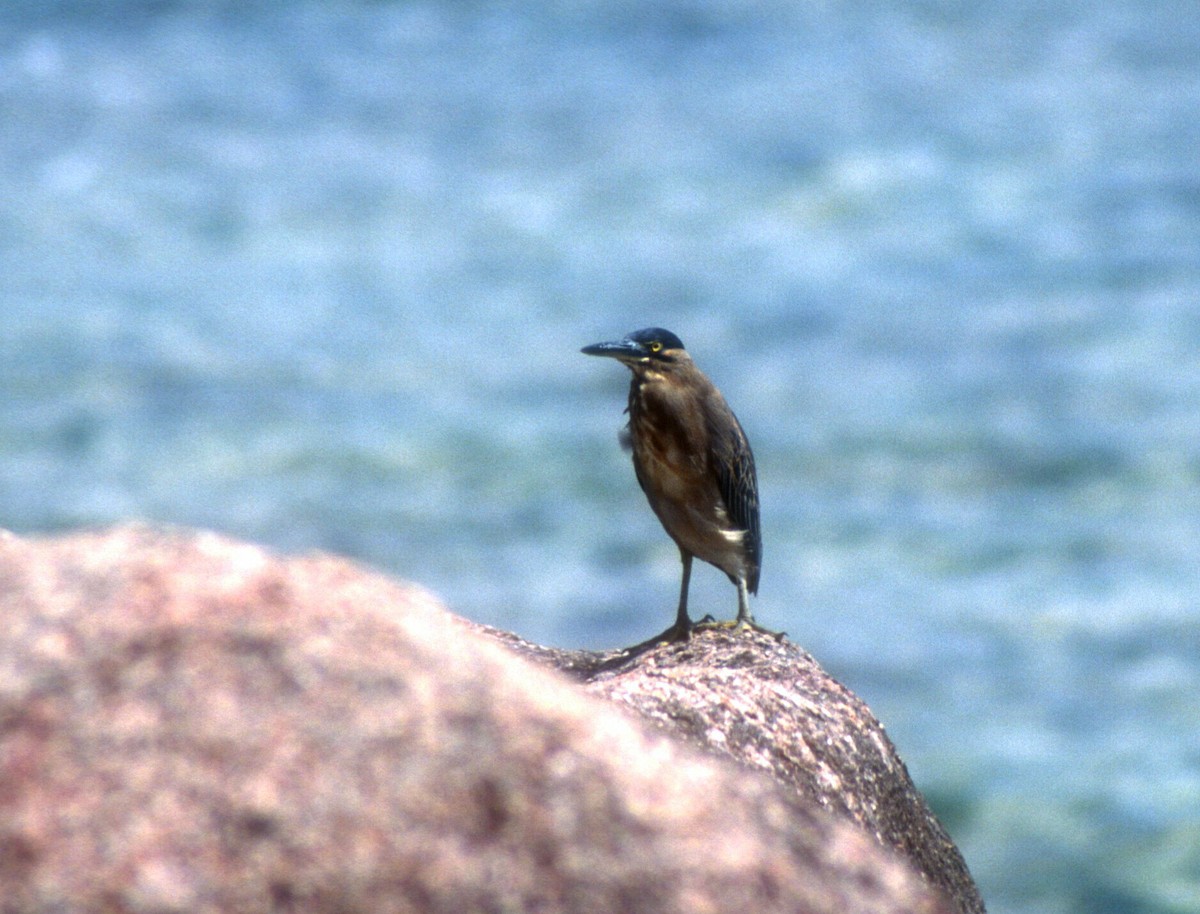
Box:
709;403;761;592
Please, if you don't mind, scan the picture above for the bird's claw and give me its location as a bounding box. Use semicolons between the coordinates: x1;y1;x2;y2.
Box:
691;617;787;642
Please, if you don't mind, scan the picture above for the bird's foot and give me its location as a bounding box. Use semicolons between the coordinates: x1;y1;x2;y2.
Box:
619;618;694;656
660;618;694;644
691;617;788;642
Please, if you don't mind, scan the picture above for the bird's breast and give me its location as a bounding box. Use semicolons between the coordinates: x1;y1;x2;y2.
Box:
630;388;707;496
637;436;692;500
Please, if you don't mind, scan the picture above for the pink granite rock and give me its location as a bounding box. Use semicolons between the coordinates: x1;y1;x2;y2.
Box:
0;525;957;914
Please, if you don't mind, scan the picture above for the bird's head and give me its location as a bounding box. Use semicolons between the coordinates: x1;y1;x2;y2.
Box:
581;328;688;370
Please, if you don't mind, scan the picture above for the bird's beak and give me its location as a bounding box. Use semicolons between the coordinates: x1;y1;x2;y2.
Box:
581;338;647;361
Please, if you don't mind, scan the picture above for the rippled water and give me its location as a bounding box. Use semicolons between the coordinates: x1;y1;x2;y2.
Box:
3;3;1199;911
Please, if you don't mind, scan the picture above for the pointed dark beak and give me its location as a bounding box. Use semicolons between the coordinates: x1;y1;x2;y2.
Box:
581;338;647;361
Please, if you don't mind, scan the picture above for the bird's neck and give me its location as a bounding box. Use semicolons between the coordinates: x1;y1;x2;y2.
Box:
632;365;667;385
626;366;666;412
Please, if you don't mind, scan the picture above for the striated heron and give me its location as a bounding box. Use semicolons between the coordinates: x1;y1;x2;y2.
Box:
582;327;775;641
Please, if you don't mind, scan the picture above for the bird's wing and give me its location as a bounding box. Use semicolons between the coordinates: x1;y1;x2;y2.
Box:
710;408;761;592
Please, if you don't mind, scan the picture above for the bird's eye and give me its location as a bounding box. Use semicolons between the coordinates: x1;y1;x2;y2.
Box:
649;341;663;353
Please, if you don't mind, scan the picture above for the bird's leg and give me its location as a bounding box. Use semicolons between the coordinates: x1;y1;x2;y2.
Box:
619;550;696;653
735;576;753;625
734;575;787;640
692;574;787;641
667;550;694;640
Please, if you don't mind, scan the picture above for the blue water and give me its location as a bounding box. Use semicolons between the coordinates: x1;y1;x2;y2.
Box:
3;2;1199;911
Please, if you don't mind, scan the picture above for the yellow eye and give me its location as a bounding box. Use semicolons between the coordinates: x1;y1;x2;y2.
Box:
649;341;663;353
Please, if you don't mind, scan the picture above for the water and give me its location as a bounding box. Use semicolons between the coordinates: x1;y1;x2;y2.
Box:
3;2;1199;911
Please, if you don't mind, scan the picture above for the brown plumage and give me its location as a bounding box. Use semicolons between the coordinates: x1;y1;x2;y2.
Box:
582;327;768;640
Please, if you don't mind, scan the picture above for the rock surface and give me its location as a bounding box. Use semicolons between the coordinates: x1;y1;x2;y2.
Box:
479;627;985;914
0;525;965;914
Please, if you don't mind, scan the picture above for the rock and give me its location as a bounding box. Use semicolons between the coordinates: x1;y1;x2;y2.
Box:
0;525;960;914
478;627;985;914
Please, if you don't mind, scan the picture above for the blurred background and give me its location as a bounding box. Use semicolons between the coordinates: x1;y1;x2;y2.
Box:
2;1;1198;911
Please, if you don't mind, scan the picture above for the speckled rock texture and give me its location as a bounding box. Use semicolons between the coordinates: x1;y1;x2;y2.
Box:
480;627;985;914
0;525;964;914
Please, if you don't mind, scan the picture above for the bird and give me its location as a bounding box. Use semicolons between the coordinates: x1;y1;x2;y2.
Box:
582;327;775;642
